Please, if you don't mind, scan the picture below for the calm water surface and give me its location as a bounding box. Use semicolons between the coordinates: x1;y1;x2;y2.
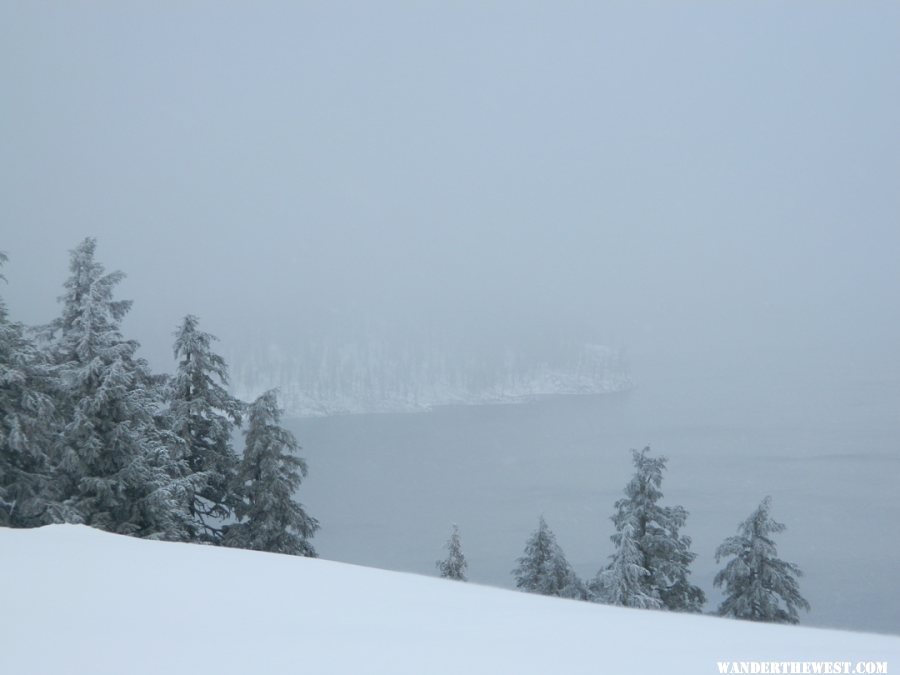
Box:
289;357;900;634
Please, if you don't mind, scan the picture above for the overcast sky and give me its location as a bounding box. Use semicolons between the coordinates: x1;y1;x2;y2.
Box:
1;2;898;376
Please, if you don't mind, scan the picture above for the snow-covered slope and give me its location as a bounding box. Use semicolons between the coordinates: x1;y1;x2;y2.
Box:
3;526;897;674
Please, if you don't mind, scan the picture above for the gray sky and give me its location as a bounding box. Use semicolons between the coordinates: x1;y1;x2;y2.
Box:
1;2;898;376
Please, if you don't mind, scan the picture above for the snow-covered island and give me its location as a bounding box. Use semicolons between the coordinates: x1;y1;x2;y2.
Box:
3;525;897;675
230;339;632;417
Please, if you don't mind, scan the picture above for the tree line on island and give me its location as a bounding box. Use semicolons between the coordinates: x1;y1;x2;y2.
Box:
3;239;808;627
438;449;810;625
0;239;317;556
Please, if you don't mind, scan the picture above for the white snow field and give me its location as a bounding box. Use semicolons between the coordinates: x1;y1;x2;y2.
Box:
2;526;897;675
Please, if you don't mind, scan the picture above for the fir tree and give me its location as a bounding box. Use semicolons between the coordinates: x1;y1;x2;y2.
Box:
593;520;663;609
224;389;319;556
513;516;587;600
50;238;196;539
0;252;57;527
601;447;705;612
714;497;810;624
436;524;468;581
168;315;243;541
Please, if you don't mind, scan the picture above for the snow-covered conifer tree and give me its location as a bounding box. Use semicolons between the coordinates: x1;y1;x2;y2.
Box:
224;389;318;556
593;520;662;609
0;252;57;527
50;238;196;539
714;497;809;624
513;516;587;599
168;315;243;541
436;524;468;581
601;447;705;612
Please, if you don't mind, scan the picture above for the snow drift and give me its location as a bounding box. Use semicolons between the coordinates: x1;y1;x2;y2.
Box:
2;525;897;675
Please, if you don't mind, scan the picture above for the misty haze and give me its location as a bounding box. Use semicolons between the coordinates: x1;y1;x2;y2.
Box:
1;3;899;669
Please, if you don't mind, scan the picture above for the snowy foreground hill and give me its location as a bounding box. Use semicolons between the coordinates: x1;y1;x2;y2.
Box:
3;526;897;675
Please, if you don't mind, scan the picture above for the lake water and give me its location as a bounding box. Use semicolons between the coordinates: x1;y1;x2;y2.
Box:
288;354;900;635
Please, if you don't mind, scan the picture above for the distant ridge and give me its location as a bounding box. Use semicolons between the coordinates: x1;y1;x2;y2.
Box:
229;340;632;417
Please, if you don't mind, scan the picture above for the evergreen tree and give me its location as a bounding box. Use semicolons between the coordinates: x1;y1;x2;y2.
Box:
50;238;196;539
592;520;662;609
513;516;587;599
0;252;57;527
436;524;468;581
714;497;809;624
168;315;243;541
224;389;318;556
601;447;705;612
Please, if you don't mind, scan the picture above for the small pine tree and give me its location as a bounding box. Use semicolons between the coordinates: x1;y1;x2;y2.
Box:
593;519;663;609
714;497;810;624
50;238;196;539
224;389;319;557
600;447;705;612
0;252;57;527
168;315;243;541
513;516;586;599
437;524;468;581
